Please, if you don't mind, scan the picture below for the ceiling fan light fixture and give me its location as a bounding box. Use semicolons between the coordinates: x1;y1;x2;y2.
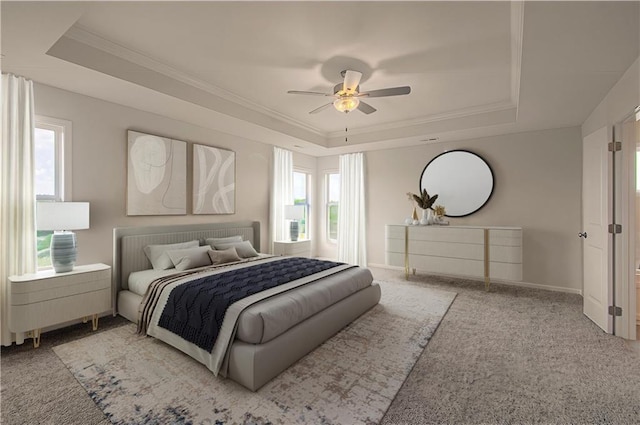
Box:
333;97;360;113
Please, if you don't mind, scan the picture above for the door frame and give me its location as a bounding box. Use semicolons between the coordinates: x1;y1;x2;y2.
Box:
618;108;639;340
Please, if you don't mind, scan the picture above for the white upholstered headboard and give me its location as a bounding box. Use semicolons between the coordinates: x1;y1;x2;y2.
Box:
112;221;260;313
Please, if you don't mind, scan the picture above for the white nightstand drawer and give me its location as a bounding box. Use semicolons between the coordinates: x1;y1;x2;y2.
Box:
8;263;112;347
10;288;111;332
273;240;311;257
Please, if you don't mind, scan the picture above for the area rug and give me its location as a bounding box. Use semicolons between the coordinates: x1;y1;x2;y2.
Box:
53;280;456;425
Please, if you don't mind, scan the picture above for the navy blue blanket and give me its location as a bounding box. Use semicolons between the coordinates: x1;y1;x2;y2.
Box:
158;257;343;352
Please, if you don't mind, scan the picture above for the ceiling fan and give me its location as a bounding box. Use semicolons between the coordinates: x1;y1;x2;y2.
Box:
287;70;411;115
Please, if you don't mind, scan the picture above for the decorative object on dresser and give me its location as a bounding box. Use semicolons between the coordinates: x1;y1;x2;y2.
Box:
273;239;311;257
284;204;305;241
385;224;522;290
36;201;90;273
193;144;236;214
8;263;111;347
127;130;187;216
420;150;494;217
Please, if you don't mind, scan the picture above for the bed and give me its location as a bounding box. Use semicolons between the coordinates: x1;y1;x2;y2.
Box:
113;221;381;391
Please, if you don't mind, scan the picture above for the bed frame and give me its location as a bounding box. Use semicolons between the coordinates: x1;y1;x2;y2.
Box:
112;221;381;391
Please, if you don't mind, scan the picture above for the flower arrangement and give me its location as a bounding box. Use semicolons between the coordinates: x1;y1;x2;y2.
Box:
433;204;446;217
409;189;438;210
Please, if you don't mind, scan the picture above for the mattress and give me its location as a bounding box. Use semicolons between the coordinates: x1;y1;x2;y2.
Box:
236;266;373;344
128;258;373;345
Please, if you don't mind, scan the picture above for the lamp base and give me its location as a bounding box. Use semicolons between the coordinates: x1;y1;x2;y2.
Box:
50;231;77;273
289;221;299;242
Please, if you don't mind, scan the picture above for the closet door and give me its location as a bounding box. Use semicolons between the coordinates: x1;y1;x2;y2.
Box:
581;126;612;333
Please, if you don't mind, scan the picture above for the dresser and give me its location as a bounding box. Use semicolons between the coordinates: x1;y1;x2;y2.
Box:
385;225;522;289
8;263;112;347
273;240;312;258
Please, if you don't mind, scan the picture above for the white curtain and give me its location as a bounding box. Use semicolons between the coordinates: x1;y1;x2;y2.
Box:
338;152;367;266
1;74;37;346
270;146;293;253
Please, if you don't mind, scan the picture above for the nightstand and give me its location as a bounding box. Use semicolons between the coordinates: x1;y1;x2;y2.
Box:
273;240;312;258
8;263;111;348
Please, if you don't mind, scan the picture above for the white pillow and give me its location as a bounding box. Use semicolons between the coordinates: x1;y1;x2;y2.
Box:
208;247;242;265
213;240;259;258
167;246;212;271
143;240;199;270
205;235;243;249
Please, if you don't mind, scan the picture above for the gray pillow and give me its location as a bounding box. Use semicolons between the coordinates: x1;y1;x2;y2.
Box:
143;240;199;270
166;246;212;271
205;235;243;249
208;247;242;265
214;240;259;258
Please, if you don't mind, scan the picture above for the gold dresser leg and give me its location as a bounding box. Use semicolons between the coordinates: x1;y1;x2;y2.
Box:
484;228;490;291
91;314;99;331
29;329;41;348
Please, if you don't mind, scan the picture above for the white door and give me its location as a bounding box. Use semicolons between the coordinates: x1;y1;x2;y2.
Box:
582;126;612;332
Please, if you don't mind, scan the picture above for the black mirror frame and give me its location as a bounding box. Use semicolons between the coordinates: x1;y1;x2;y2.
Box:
419;149;495;218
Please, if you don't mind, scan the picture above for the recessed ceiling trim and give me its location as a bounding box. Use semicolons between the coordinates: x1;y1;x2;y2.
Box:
64;25;326;137
326;100;516;139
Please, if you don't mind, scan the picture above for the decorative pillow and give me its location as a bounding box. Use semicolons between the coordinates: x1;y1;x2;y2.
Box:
205;235;243;249
166;246;212;271
143;240;199;270
208;247;242;265
213;240;259;258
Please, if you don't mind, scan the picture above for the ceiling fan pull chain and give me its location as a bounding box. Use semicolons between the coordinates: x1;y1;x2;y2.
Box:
345;127;348;143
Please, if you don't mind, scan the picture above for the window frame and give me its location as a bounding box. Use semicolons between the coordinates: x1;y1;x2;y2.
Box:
293;169;311;241
34;116;72;270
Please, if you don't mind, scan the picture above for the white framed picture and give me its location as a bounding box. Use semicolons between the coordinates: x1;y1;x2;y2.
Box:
193;144;236;214
127;130;187;215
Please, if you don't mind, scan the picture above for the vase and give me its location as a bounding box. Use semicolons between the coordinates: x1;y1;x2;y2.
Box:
420;209;435;225
412;207;419;221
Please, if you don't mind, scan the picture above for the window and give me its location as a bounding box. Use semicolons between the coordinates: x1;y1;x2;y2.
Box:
636;150;640;192
34;116;71;269
327;173;340;242
293;171;310;240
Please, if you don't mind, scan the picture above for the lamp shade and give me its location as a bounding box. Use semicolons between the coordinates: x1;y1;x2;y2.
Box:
284;204;305;221
37;202;90;231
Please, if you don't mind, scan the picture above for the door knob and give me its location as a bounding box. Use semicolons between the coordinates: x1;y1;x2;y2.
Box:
578;232;588;239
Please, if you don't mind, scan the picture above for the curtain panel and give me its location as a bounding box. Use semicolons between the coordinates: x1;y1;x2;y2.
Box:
1;74;37;346
338;152;367;267
269;147;293;253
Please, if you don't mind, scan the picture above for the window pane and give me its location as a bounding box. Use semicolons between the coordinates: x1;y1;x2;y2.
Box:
34;128;56;198
329;173;340;202
37;231;53;268
293;172;308;239
636;151;640;191
329;205;338;241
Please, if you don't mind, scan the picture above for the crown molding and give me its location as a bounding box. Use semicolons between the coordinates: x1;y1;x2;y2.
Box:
326;100;515;138
64;25;326;138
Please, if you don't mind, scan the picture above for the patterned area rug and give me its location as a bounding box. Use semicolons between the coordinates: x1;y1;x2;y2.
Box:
53;281;456;425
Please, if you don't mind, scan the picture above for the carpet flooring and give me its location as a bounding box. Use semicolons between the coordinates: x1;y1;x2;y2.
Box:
2;267;640;424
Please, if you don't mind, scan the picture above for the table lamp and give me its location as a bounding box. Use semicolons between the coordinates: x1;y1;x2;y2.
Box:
284;205;305;242
36;202;90;273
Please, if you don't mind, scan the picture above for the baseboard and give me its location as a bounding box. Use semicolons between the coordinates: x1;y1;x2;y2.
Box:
366;263;583;296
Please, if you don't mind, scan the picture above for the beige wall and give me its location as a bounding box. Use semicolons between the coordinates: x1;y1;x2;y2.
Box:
34;83;273;268
317;127;583;291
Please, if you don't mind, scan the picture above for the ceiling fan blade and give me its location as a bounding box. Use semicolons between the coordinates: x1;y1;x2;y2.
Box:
360;86;411;98
309;103;333;114
357;101;377;114
288;90;333;97
343;70;362;93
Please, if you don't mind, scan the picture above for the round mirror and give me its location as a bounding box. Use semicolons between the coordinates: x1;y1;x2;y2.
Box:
419;150;494;217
